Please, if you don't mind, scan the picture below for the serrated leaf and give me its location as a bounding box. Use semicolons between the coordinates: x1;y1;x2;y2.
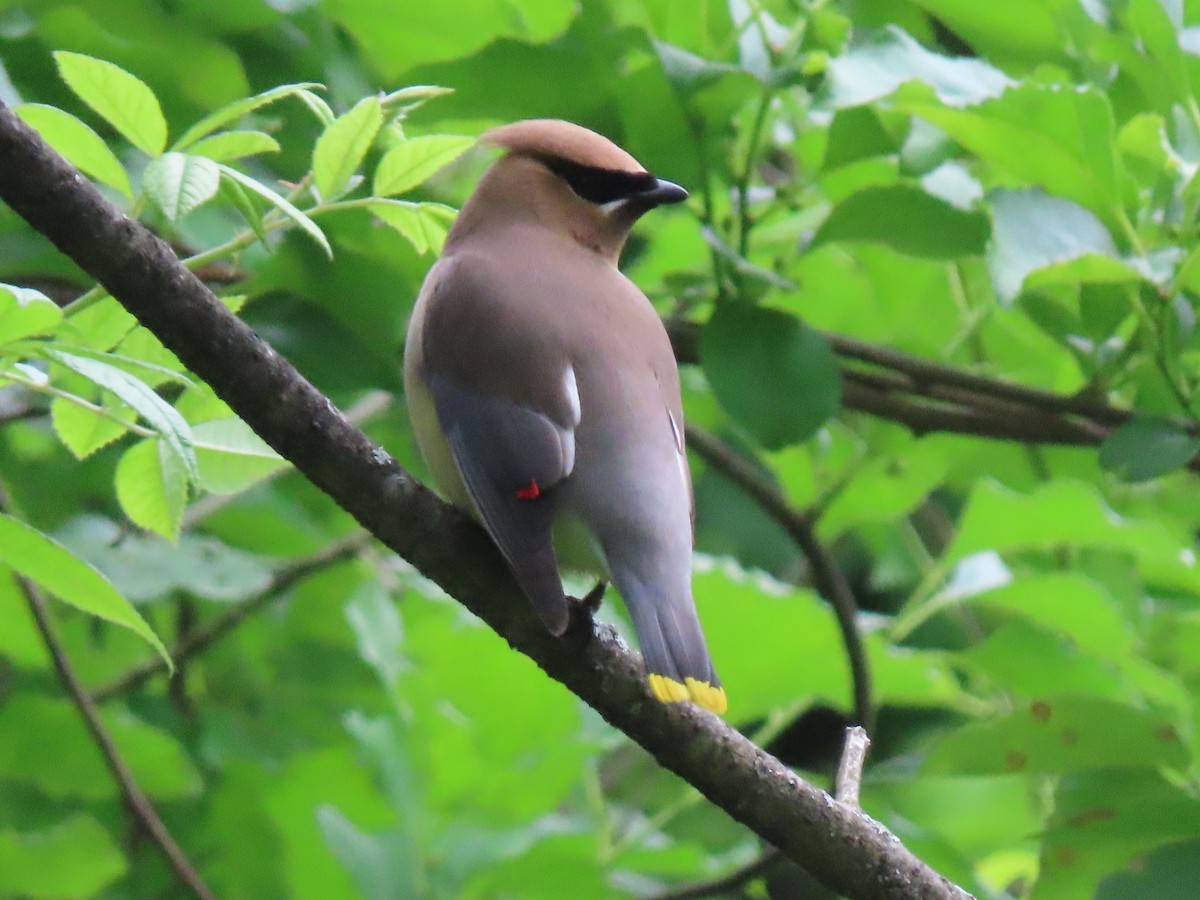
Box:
44;349;198;482
53;51;166;155
314;96;383;200
0;513;169;665
116;439;187;541
143;152;220;221
369;200;455;254
0;283;61;343
172;82;323;151
1100;419;1200;482
218;164;332;258
16;103;132;197
50;395;130;459
700;304;842;449
187;129;280;162
373;134;474;197
192;417;288;494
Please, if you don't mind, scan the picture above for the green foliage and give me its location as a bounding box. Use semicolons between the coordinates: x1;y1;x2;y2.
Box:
2;2;1200;899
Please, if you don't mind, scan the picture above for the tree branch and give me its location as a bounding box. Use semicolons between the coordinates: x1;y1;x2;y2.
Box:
0;103;970;900
92;532;371;703
13;576;215;899
666;320;1194;463
685;425;874;735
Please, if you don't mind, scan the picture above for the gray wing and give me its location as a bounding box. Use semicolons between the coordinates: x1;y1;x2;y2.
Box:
429;373;575;635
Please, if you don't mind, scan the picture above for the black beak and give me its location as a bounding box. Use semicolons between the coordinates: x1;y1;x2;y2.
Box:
637;178;689;206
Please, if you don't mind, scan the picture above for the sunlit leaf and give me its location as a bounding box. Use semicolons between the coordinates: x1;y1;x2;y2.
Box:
373;135;474;197
0;514;169;665
16;103;132;197
314;96;383;200
53;51;166;155
142;152;220;220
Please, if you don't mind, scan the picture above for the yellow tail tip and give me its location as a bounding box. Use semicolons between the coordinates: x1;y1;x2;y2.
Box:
648;674;728;715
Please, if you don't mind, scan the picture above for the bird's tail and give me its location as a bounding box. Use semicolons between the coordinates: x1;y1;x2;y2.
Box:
620;573;726;715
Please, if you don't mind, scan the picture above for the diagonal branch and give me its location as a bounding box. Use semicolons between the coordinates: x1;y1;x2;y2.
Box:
13;576;215;899
667;320;1200;469
685;425;874;735
0;103;970;900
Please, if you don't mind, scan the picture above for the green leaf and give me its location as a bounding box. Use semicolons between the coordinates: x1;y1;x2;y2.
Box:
373;135;474;197
0;513;169;665
987;189;1137;303
369;200;455;254
219;177;270;247
57;515;272;603
115;439;188;541
0;695;198;799
193;417;288;494
902;83;1126;229
297;88;337;127
172;82;323;151
142;152;220;221
16;103;132;197
0;815;126;899
938;479;1200;596
218;164;332;258
345;582;404;692
50;395;130;459
1035;772;1200;900
1100;419;1200;482
0;282;62;343
45;349;199;482
53;51;166;155
923;696;1189;775
700;304;842;449
329;0;574;78
313;96;383;200
317;805;417;900
60;296;137;351
187;130;280;162
811;183;990;259
825;25;1012;109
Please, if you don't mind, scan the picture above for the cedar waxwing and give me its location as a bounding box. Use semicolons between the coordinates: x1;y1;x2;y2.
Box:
403;119;726;715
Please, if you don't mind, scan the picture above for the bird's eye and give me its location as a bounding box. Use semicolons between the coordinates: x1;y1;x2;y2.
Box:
544;158;658;205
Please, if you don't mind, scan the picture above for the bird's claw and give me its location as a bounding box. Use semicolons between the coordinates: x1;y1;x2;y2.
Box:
566;580;606;630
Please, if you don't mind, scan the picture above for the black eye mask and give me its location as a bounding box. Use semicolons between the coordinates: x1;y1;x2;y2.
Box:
543;157;659;205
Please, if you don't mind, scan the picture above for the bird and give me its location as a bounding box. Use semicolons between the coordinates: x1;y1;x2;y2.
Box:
403;119;726;715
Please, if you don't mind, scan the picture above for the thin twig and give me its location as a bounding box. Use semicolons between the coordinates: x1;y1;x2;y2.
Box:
835;726;871;809
651;848;783;900
827;333;1137;426
686;425;874;734
93;531;371;702
15;576;215;899
665;319;1189;461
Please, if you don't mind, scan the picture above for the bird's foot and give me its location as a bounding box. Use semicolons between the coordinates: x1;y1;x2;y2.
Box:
566;580;606;631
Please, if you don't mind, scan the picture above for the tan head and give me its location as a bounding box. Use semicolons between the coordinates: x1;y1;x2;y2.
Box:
445;119;688;263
